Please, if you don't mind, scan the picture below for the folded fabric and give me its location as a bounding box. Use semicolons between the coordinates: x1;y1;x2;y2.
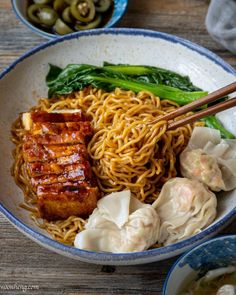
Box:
205;0;236;54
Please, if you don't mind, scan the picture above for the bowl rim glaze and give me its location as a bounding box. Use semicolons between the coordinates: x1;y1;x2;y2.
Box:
162;234;236;295
0;28;235;264
11;0;128;39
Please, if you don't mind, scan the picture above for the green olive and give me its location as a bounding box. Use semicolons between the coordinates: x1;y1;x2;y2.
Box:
62;6;74;23
70;0;95;23
33;0;53;4
64;0;73;4
54;18;74;34
53;0;68;13
94;0;111;12
75;13;101;30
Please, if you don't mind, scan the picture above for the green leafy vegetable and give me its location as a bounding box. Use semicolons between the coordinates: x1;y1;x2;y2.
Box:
103;62;201;92
46;63;207;105
46;64;94;97
84;75;207;105
46;63;62;84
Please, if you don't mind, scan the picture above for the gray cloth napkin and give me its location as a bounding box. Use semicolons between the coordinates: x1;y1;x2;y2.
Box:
206;0;236;54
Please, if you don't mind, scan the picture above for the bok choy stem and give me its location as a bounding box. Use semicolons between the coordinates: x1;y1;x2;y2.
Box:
88;75;208;105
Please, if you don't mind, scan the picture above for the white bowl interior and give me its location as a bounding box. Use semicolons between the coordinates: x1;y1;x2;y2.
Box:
0;31;236;263
166;264;195;295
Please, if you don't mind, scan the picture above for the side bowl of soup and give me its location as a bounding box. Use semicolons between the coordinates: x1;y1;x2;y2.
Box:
163;235;236;295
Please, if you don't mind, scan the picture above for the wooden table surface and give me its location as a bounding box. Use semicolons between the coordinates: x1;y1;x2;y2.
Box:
0;0;235;294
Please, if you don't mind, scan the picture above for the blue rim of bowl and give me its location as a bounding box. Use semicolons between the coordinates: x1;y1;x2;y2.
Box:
162;234;236;295
11;0;128;39
0;28;236;263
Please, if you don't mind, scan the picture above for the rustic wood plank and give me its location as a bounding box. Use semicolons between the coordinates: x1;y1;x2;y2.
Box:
0;213;235;295
0;0;235;294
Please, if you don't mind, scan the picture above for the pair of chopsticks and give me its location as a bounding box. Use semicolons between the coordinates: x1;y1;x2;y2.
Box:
155;81;236;130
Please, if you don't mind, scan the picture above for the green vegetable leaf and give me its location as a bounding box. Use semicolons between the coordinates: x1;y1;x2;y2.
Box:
46;64;63;85
46;63;207;103
103;63;201;92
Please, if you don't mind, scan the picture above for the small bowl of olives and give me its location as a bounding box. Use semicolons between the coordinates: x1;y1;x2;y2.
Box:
12;0;128;39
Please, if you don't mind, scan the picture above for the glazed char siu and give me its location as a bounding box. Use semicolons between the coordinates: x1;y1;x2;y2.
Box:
22;110;98;221
23;143;88;162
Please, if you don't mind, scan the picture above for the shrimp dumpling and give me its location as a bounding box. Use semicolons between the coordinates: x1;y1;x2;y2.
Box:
152;178;217;246
180;127;236;191
216;285;236;295
180;149;225;191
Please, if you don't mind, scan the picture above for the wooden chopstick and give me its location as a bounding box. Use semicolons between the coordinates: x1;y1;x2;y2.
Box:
168;97;236;130
152;81;236;124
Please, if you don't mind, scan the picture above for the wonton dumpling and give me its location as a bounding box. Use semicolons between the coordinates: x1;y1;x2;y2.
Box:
216;285;236;295
120;207;160;252
200;266;236;295
180;127;236;191
180;149;225;191
74;228;121;253
204;266;236;282
152;177;217;246
74;190;160;253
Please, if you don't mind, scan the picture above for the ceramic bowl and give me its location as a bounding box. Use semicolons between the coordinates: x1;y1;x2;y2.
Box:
11;0;128;39
0;28;236;265
163;235;236;295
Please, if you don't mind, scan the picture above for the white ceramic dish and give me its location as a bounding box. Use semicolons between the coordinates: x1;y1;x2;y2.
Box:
163;235;236;295
0;28;235;265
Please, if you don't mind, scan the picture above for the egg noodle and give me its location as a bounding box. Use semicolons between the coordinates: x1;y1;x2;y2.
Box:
11;87;202;246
